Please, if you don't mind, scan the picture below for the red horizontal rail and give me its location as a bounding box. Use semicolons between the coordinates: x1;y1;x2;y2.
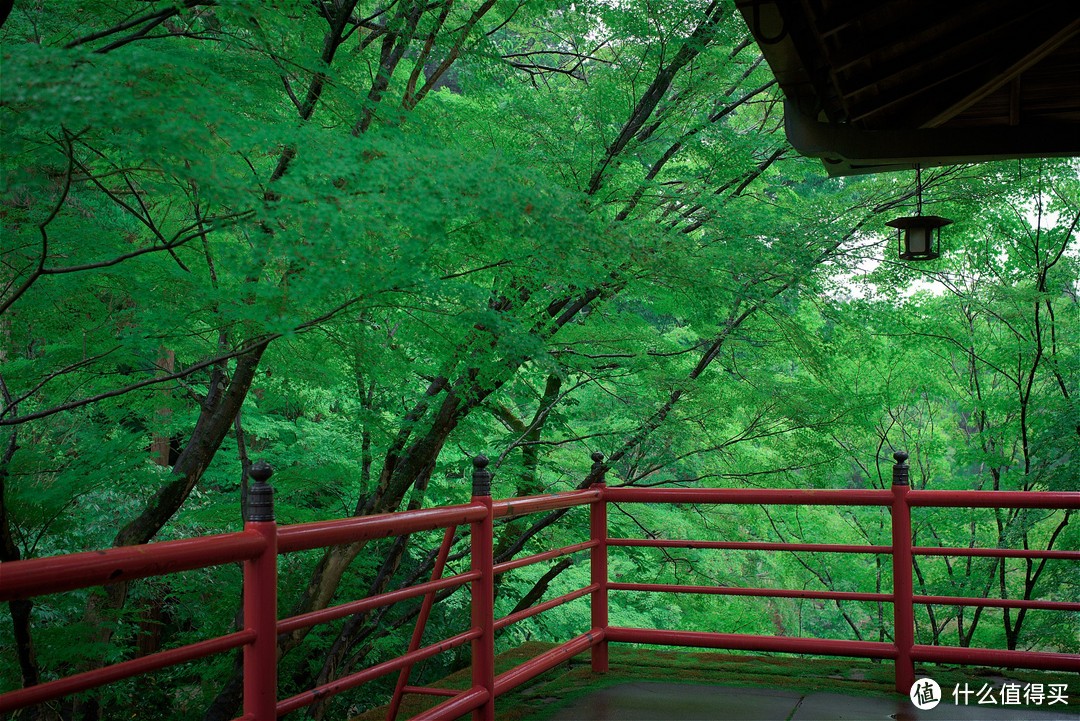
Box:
276;627;483;716
493;540;598;575
913;594;1080;612
607;487;1080;509
0;531;265;602
277;570;480;634
609;538;890;554
610;582;890;604
0;630;255;713
494;585;598;632
610;540;1078;560
606;627;897;659
913;546;1079;559
494;630;605;695
912;645;1080;673
407;686;489;721
908;490;1080;509
491;489;600;519
613;540;1078;560
402;685;460;697
277;504;486;553
606;487;892;506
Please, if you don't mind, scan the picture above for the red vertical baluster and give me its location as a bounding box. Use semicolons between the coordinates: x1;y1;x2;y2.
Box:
470;455;495;721
589;451;609;674
891;451;915;694
243;461;278;721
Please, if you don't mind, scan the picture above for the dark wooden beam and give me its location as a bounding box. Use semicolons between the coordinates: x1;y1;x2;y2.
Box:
784;99;1080;176
921;17;1080;127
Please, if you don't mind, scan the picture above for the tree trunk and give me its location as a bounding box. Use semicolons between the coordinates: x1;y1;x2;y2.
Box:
1;376;50;720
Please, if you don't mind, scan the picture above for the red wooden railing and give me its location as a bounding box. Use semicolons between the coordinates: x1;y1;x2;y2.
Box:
1;452;1078;720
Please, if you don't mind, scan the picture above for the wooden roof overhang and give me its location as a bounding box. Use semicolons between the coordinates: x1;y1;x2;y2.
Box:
735;0;1080;175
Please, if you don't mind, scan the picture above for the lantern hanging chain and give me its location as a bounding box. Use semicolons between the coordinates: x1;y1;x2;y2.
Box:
915;165;923;217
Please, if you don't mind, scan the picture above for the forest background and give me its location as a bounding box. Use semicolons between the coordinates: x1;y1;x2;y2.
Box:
1;1;1077;719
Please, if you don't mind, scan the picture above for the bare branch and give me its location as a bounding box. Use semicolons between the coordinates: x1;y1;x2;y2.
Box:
0;130;76;316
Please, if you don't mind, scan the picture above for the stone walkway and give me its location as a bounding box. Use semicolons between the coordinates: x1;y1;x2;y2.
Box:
546;682;1079;721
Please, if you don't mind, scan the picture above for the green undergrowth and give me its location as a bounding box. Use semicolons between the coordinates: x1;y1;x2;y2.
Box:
351;643;1079;720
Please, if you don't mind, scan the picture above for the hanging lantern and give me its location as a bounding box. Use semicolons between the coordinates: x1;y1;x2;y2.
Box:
888;166;951;261
886;214;951;261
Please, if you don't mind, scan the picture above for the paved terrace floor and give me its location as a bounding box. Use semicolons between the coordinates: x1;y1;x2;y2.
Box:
352;644;1079;721
546;682;1078;720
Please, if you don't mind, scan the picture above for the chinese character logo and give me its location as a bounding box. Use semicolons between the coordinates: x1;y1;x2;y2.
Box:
951;681;1071;707
911;678;942;710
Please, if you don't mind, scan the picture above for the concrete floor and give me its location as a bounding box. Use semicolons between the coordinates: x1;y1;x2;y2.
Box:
546;682;1079;721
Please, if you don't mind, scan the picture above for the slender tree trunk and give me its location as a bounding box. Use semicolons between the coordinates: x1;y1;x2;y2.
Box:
150;348;175;466
1;373;49;719
2;456;48;719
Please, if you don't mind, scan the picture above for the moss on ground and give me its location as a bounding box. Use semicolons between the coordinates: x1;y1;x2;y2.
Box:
351;643;1079;720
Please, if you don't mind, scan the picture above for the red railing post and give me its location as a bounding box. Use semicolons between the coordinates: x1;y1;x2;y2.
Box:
470;455;495;721
243;461;278;721
588;451;609;674
891;451;915;694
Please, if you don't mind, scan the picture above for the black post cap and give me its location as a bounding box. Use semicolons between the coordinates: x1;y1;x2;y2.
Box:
472;454;492;497
892;451;909;487
589;451;607;484
246;460;275;522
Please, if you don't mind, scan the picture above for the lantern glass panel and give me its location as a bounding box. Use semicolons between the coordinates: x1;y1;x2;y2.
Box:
907;227;930;254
